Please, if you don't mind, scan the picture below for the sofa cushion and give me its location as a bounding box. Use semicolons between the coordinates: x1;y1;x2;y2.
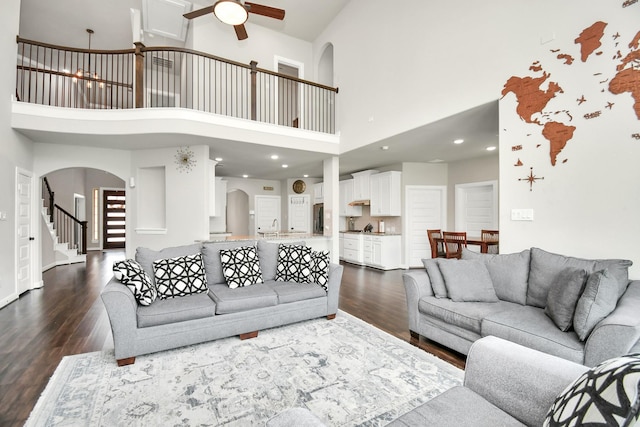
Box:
219;245;264;289
573;269;619;341
528;248;632;308
308;250;330;291
422;258;448;298
257;240;305;282
482;306;584;364
544;267;588;332
544;353;640;427
202;240;257;285
136;243;202;284
438;259;499;303
208;283;278;314
275;244;312;282
112;259;156;306
462;248;530;305
152;253;208;299
387;386;526;427
264;280;327;304
419;297;519;334
136;292;216;327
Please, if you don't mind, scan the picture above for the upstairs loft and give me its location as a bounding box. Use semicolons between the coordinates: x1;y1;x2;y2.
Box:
12;37;340;154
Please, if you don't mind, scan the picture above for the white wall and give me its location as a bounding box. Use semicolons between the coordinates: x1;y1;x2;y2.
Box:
223;176;282;235
498;6;640;278
0;0;36;307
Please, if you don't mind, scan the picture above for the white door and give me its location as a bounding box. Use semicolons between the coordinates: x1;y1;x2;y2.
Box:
255;195;281;234
404;185;447;267
455;181;498;241
288;195;310;233
17;170;33;295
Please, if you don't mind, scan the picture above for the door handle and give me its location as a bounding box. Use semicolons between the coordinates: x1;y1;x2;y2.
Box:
29;237;35;241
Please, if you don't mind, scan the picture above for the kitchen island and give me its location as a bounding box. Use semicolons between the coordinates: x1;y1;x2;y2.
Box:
199;233;334;258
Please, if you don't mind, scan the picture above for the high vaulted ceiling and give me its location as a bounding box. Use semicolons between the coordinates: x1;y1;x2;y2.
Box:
17;0;498;180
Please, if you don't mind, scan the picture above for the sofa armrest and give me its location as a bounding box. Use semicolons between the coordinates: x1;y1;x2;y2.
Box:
402;269;434;333
464;336;588;427
584;280;640;367
100;277;139;360
326;263;344;315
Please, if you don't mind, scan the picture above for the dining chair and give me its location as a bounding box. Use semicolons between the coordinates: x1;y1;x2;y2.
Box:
443;231;467;259
427;229;445;258
481;229;499;254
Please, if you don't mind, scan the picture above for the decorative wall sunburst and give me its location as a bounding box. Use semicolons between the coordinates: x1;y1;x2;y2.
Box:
175;147;196;173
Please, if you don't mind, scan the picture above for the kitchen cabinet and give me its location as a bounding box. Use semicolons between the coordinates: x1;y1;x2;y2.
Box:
370;171;402;216
351;170;379;201
313;182;324;203
339;232;344;259
363;234;402;270
342;233;364;265
339;179;362;217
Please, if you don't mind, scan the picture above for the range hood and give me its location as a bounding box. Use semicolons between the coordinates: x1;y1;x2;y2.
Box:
348;199;370;206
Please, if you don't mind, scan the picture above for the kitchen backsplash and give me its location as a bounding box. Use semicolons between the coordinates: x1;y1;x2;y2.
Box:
342;206;402;233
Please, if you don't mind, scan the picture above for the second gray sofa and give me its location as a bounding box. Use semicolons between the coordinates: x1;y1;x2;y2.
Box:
403;247;640;366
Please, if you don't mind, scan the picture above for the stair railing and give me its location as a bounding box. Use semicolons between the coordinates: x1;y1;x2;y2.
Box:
42;177;87;255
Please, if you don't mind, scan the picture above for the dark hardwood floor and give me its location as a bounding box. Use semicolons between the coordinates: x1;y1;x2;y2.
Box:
0;250;464;426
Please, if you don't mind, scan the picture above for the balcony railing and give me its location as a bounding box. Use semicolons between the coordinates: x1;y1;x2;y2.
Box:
15;37;338;134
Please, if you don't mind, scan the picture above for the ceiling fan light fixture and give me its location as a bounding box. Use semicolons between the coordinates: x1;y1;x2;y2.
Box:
213;0;248;26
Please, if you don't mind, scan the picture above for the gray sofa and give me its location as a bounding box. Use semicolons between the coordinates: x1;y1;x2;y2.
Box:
101;239;343;366
403;247;640;367
388;336;590;427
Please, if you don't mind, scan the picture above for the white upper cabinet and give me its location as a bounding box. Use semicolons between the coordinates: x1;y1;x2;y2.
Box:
351;170;379;201
370;171;402;216
339;179;362;217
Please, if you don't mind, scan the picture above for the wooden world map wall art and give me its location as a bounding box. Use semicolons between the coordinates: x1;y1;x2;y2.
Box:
501;3;639;191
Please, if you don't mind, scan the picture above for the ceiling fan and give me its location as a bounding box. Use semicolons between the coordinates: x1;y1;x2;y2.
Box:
183;0;285;40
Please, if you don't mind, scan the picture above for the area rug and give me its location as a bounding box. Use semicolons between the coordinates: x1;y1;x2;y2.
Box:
26;311;463;426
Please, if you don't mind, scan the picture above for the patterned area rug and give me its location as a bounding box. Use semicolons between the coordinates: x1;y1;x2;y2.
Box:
26;311;463;426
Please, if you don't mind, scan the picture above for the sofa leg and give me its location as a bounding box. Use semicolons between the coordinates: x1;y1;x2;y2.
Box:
327;313;336;320
240;331;259;340
117;357;135;367
410;330;420;341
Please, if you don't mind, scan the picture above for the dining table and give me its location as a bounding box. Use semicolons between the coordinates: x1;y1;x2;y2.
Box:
432;236;499;257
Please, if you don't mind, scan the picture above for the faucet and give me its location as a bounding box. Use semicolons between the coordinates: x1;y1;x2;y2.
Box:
271;218;279;232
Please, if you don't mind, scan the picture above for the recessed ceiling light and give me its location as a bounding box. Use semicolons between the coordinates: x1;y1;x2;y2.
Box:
303;174;309;178
214;157;223;162
270;154;279;160
486;146;497;151
282;164;288;168
453;139;464;144
381;145;389;150
429;159;445;163
242;174;249;178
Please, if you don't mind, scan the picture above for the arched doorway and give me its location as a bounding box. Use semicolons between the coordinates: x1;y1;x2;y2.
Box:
226;189;249;236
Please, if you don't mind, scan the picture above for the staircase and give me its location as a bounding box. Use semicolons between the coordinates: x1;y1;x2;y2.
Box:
41;203;86;265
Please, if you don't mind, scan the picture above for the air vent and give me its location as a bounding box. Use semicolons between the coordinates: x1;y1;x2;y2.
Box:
152;56;173;69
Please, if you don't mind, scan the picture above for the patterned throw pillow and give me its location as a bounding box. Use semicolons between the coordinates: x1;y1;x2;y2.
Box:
275;244;312;282
544;353;640;427
219;245;263;289
153;253;208;299
308;250;330;292
113;259;156;306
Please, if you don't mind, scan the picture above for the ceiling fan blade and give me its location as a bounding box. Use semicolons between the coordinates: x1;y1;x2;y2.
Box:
245;2;285;20
183;5;215;20
234;24;248;40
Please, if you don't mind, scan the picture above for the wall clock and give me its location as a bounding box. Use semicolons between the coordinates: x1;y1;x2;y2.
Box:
292;179;306;194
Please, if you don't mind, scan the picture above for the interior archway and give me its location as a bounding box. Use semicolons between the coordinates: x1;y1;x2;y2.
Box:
226;189;250;236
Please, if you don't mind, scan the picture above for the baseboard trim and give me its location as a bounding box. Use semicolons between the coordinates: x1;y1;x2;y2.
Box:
42;262;57;272
0;293;19;309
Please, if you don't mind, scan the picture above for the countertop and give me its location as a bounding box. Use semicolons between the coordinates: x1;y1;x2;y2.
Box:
199;233;329;243
340;231;402;236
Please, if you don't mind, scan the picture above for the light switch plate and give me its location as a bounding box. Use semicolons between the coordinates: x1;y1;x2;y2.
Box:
511;208;534;221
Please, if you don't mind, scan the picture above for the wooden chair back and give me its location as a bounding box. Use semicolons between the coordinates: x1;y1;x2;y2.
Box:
427;229;445;258
481;229;499;254
443;231;467;259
